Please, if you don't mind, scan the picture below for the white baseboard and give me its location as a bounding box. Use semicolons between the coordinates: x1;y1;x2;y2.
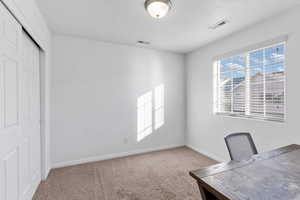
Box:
22;172;41;200
52;144;184;169
42;166;50;180
186;144;225;163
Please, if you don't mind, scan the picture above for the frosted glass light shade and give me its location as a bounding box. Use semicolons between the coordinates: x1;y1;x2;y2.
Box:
145;0;172;19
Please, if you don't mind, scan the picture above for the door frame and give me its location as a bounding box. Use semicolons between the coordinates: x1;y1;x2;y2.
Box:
1;0;51;180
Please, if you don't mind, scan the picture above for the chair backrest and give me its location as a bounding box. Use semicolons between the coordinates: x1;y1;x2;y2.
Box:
224;132;258;161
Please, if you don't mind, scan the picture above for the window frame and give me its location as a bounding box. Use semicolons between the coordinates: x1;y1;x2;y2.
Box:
213;42;286;122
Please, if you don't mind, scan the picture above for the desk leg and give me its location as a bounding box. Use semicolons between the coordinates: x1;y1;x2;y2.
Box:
197;181;217;200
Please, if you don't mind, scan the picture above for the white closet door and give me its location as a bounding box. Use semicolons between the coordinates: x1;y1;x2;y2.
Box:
0;2;41;200
20;31;41;200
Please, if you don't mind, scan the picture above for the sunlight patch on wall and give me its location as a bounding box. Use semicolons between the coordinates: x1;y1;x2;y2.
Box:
137;84;165;142
155;84;164;130
137;91;153;142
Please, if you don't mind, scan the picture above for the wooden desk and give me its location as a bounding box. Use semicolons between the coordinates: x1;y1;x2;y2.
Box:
190;144;300;200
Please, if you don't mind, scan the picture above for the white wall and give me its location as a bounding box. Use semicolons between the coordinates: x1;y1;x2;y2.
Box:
51;35;185;167
2;0;52;179
186;7;300;162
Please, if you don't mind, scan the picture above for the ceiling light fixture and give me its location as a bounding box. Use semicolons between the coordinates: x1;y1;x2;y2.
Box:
144;0;172;19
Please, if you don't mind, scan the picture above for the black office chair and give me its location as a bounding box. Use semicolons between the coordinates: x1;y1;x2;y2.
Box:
224;132;258;161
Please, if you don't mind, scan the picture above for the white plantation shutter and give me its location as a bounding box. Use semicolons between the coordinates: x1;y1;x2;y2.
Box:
249;49;265;117
218;56;246;114
215;42;285;122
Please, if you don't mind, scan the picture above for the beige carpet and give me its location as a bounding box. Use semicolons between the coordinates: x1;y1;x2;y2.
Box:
33;147;217;200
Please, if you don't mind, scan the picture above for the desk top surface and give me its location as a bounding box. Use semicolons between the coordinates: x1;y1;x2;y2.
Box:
190;144;300;200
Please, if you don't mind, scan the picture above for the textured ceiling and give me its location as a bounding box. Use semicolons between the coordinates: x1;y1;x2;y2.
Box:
36;0;300;53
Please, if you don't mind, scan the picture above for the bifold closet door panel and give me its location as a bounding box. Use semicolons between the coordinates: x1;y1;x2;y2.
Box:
21;32;41;198
0;2;41;200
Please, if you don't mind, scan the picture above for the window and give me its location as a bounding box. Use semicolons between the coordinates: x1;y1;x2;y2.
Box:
137;91;152;141
155;85;164;129
214;43;285;122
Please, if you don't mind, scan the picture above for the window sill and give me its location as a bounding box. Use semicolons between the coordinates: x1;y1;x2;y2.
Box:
214;112;285;123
